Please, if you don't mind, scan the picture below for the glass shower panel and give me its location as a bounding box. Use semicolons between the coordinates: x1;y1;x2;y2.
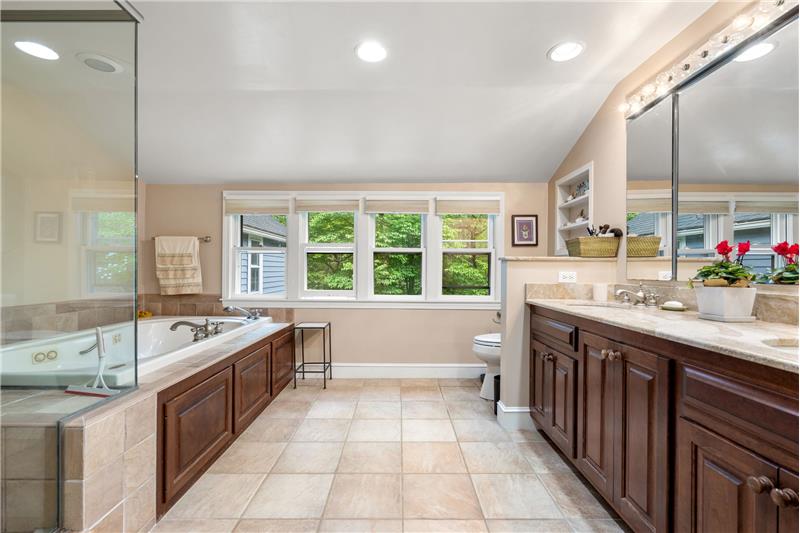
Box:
1;14;136;533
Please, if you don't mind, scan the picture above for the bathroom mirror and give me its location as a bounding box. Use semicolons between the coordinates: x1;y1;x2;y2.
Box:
626;95;673;281
677;17;798;281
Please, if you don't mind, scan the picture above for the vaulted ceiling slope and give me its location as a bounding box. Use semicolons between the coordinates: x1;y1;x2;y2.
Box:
137;1;711;184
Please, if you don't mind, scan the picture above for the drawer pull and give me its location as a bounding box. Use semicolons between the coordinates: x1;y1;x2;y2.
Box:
600;349;609;359
770;488;799;508
542;353;554;362
607;350;622;361
746;476;775;494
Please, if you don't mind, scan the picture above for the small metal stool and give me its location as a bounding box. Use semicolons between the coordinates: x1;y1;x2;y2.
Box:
294;322;332;389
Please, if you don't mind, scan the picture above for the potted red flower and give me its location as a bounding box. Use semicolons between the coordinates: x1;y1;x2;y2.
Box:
691;240;757;322
769;241;799;284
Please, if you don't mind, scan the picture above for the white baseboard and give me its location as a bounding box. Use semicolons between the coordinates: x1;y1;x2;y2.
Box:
496;401;535;431
297;363;486;379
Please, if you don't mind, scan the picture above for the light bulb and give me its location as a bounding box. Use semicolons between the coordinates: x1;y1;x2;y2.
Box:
356;41;387;63
641;84;656;97
618;103;630;113
732;14;754;31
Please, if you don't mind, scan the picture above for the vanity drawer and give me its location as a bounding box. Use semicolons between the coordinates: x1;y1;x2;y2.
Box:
680;364;798;447
531;314;578;352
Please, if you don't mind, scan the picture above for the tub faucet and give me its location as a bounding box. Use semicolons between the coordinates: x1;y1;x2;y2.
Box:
223;306;261;320
170;320;210;342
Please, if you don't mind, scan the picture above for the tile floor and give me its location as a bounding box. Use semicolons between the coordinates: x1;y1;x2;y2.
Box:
152;378;625;533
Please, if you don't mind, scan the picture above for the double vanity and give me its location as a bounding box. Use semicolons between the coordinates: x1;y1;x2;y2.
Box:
528;298;798;533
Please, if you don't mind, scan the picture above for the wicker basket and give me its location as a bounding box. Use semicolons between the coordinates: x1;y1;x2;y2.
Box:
566;236;620;258
627;236;662;257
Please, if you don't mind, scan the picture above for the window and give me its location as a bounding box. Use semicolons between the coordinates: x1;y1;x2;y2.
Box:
222;192;502;306
441;215;492;296
371;213;423;296
303;211;356;295
82;211;135;296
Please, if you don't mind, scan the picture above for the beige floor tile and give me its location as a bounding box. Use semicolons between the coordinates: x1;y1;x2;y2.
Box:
338;442;402;473
471;474;562;519
516;442;572;473
445;401;495;420
324;474;402;519
272;442;343;473
166;473;264;519
319;519;403;532
263;401;313;419
355;401;402;419
234;519;320;532
362;379;401;387
568;518;626;532
402;474;482;519
306;401;357;419
401;420;456;442
438;379;481;388
318;388;363;401
538;473;614;519
273;386;321;403
292;419;351;442
240;418;301;442
323;379;364;389
209;442;286;474
440;387;481;401
401;387;443;401
404;519;488;532
360;387;402;401
452;420;510;442
505;430;546;443
459;443;533;474
402;443;467;474
152;518;238;532
486;519;573;532
243;474;334;519
348;419;402;442
401;401;449;419
400;379;440;387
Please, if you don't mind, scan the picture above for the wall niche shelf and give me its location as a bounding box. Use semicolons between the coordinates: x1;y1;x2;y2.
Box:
554;162;594;256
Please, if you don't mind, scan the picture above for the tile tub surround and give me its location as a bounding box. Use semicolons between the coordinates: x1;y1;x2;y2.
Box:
527;298;799;374
59;319;293;532
151;378;625;533
1;298;134;345
137;293;295;323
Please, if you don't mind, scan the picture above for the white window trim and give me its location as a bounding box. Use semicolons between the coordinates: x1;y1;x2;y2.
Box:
221;190;504;309
301;210;358;298
368;213;427;301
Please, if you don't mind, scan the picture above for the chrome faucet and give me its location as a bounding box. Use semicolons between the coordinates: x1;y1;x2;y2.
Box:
170;320;211;342
615;283;659;307
223;306;261;320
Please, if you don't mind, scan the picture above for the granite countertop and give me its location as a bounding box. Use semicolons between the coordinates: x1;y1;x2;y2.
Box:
527;298;799;374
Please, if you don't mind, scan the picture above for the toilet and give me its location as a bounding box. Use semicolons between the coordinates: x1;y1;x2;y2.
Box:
472;333;501;400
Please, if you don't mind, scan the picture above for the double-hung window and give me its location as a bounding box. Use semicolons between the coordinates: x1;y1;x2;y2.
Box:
298;199;359;297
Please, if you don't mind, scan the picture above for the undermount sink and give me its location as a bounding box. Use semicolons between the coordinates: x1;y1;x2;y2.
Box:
762;338;799;350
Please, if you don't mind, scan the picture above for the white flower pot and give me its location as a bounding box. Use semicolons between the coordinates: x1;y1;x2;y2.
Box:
694;286;757;322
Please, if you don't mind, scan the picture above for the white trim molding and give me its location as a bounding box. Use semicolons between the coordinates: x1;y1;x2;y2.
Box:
296;362;486;379
496;401;535;431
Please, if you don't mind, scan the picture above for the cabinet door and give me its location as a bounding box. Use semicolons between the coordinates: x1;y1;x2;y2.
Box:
576;332;616;500
614;344;670;533
233;344;271;433
164;367;234;502
775;469;799;533
549;351;577;458
676;418;779;533
272;330;295;394
530;341;550;429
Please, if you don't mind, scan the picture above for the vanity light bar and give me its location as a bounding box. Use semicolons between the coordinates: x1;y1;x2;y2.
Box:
622;0;798;118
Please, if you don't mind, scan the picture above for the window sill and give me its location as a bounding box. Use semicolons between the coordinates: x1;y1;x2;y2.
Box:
222;298;500;310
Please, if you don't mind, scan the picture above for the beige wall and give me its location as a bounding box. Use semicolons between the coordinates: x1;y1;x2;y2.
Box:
545;1;750;277
139;181;549;295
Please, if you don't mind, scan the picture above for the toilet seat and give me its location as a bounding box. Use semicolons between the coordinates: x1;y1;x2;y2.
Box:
473;333;501;348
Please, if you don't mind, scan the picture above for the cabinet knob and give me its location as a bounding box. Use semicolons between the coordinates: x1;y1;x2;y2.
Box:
746;476;775;494
600;349;609;359
542;353;554;362
604;350;622;361
770;487;799;508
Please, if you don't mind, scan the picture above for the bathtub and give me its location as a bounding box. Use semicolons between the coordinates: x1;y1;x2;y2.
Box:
0;316;272;388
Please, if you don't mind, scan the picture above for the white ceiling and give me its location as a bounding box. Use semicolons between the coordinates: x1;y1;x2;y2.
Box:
118;2;715;183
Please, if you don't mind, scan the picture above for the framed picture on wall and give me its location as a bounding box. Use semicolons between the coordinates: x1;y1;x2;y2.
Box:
35;212;62;243
512;214;538;246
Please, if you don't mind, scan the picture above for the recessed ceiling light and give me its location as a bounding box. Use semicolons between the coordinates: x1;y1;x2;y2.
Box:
547;41;584;62
356;41;387;63
14;41;59;60
733;42;775;62
77;52;124;73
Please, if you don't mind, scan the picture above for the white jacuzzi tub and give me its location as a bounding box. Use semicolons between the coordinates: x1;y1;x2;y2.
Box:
1;316;273;387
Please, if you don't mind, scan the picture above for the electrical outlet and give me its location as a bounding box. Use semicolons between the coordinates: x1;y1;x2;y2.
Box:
658;271;673;281
558;271;577;283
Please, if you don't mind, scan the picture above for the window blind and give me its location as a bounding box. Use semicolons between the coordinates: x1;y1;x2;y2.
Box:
435;198;501;215
627;197;672;213
224;198;290;215
678;201;729;215
734;201;798;214
295;199;360;212
364;199;430;214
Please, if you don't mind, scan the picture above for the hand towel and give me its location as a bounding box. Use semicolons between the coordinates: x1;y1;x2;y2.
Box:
155;236;203;295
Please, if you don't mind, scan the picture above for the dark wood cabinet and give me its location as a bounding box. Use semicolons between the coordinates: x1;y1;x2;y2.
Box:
272;330;295;391
163;367;234;503
529;304;797;533
233;344;272;433
530;340;576;457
